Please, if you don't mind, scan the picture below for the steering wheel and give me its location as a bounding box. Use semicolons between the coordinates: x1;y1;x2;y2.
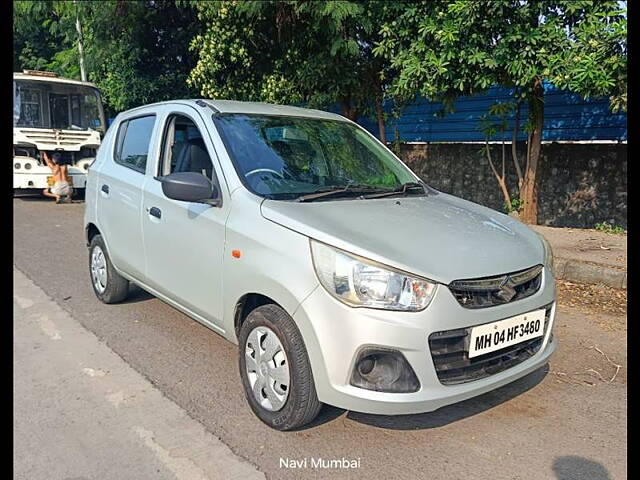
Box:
245;168;284;179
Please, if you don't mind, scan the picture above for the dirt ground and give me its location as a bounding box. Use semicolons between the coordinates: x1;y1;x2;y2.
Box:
557;280;627;322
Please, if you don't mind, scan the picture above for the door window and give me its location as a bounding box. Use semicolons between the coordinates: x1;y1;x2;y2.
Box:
114;115;156;173
159;114;215;181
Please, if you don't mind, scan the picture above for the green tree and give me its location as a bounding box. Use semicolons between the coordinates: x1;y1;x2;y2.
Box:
374;0;626;224
14;1;80;77
188;0;395;141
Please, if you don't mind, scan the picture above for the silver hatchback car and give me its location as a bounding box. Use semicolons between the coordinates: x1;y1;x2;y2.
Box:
84;99;556;430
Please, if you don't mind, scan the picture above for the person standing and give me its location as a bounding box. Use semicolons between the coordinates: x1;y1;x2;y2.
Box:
41;151;73;203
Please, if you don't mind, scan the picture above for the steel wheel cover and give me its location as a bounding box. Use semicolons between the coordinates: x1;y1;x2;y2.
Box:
90;245;107;294
244;326;290;412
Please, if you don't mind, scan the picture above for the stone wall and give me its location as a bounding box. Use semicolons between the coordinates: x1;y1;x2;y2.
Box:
398;142;627;229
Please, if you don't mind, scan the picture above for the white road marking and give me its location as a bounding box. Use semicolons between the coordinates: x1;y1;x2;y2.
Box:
134;426;209;480
37;314;61;340
82;368;107;377
106;391;126;408
14;295;34;309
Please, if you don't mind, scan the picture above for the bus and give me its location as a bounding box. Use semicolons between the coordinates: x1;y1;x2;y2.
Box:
13;70;107;196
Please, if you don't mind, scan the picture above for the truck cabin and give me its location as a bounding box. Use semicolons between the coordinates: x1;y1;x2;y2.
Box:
13;71;106;164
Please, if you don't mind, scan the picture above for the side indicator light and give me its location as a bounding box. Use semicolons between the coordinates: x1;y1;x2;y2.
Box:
232;250;241;259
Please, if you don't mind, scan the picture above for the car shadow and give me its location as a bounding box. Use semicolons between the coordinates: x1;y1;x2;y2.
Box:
14;195;52;202
14;195;84;204
552;456;612;480
288;404;347;431
347;364;549;430
119;284;155;304
300;364;549;431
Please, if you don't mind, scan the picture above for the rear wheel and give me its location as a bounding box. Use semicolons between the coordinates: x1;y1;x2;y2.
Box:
238;304;322;430
89;234;129;303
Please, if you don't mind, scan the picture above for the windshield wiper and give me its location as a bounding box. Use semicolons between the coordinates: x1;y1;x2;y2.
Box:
361;182;426;199
295;183;389;202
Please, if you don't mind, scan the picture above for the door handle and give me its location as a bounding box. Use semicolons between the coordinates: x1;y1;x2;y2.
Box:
101;184;109;194
148;206;162;219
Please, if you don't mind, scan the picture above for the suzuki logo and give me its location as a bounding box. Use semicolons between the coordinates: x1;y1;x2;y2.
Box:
495;276;517;302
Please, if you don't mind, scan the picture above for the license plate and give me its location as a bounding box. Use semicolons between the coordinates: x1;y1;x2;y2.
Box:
468;309;546;358
47;176;73;186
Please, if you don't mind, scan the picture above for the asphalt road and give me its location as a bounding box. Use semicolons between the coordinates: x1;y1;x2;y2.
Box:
13;198;627;480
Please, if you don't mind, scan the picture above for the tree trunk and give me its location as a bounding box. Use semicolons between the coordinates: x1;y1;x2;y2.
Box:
392;127;401;156
520;79;544;224
511;101;523;191
485;140;511;208
372;77;387;143
74;0;87;82
340;99;358;121
375;96;387;143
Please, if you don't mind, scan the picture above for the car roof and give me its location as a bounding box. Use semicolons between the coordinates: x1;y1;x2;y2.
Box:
122;99;348;122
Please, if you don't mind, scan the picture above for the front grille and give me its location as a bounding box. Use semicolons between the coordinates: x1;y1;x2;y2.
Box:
428;304;553;385
448;265;543;309
20;129;93;147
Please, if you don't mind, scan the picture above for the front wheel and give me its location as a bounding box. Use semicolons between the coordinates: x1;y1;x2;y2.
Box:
238;304;322;430
89;234;129;304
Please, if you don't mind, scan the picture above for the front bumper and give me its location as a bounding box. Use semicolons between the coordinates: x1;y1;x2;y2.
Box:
14;172;87;189
293;268;556;415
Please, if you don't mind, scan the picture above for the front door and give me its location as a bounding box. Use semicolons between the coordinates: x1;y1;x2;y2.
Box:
141;106;228;331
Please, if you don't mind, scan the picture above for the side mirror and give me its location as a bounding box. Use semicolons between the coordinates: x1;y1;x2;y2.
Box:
157;172;220;206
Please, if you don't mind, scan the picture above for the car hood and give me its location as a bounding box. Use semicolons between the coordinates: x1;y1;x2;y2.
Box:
260;192;544;284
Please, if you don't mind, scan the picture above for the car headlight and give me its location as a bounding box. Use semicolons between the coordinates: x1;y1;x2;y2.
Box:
14;162;21;170
310;239;437;311
538;234;555;277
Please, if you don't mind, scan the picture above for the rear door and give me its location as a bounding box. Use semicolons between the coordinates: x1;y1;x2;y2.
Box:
141;104;228;330
96;112;159;280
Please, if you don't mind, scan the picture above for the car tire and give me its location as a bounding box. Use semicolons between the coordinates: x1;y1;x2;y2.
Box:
238;304;322;431
89;234;129;304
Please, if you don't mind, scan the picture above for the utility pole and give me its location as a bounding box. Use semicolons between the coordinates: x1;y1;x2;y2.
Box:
74;0;87;82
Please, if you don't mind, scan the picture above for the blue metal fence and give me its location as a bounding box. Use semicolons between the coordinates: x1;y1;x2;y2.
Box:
346;83;627;142
108;83;626;142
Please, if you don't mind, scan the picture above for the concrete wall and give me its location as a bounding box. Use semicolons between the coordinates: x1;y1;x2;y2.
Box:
398;142;627;229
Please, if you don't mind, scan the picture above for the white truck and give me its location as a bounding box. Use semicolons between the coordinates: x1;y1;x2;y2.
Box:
13;70;107;196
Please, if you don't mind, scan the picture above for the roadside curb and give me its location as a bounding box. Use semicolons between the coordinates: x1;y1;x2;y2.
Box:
554;257;627;290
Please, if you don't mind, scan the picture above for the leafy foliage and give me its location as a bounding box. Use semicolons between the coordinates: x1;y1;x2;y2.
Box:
187;1;396;124
594;222;626;235
374;0;626;109
14;1;78;75
505;197;523;214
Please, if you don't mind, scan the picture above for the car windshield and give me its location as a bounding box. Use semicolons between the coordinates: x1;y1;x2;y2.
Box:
13;79;105;132
213;114;419;200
